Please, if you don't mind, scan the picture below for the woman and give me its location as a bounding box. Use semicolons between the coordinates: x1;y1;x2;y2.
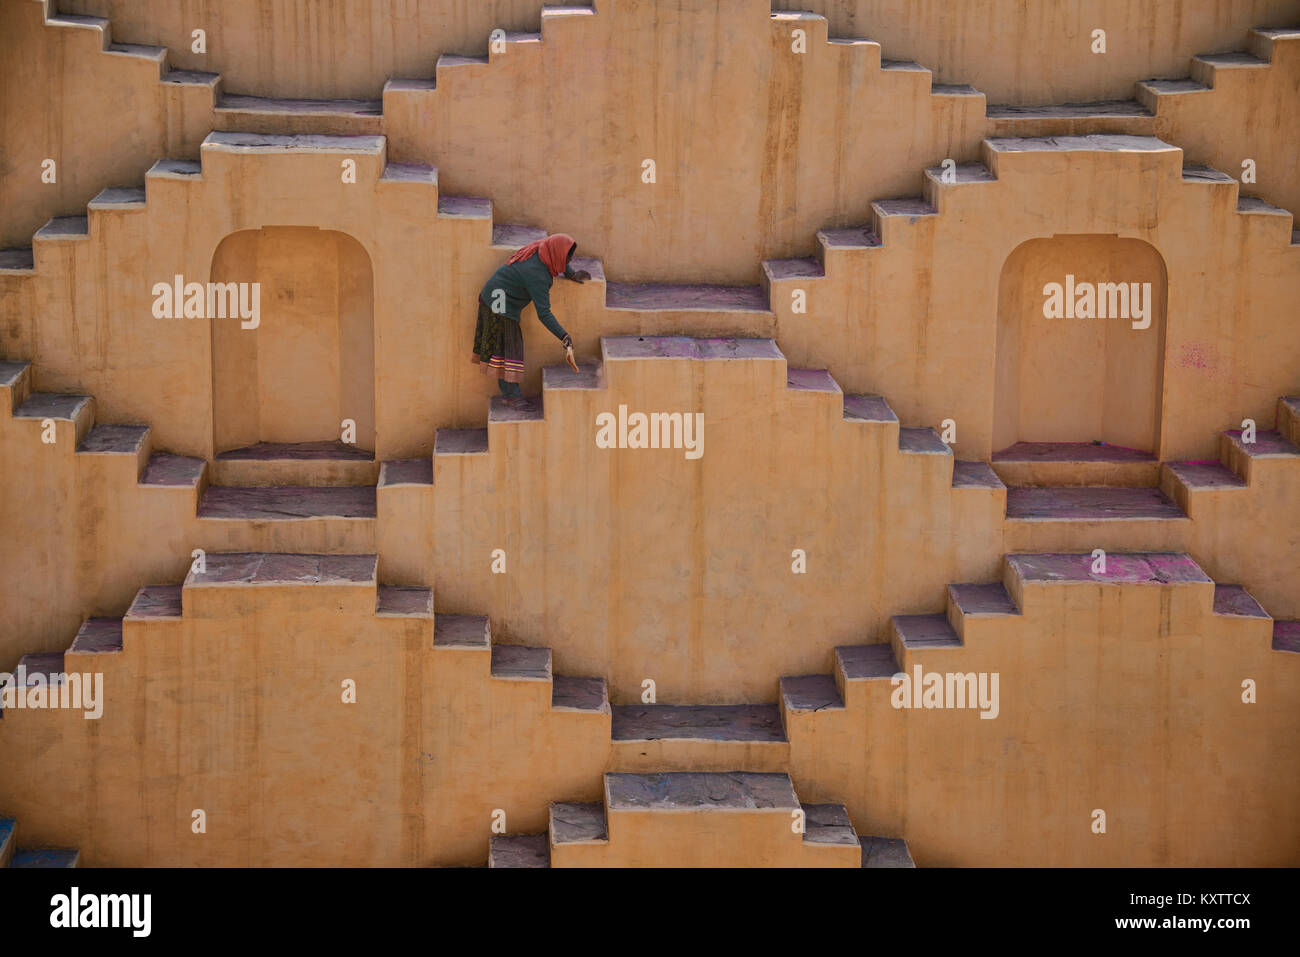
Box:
473;232;589;404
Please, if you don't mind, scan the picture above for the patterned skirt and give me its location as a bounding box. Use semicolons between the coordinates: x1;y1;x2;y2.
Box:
471;300;524;383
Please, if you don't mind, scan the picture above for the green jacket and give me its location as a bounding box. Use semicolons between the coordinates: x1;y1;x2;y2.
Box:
479;256;569;341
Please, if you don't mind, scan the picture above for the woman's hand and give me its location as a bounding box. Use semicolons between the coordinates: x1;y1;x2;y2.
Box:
565;346;579;374
567;269;591;284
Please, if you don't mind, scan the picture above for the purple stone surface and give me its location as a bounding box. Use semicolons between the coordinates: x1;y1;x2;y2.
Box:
952;460;1005;489
491;224;546;247
1224;429;1299;457
216;441;373;462
9;849;79;868
434;429;489;455
0;249;35;272
488;395;543;422
0;360;29;385
551;675;609;712
437;195;491;218
803;804;858;846
375;585;433;617
489;834;550;867
218;94;381;116
786;368;839;392
1165;461;1246;489
836;643;902;679
874;197;937;217
861;836;915;868
140;453;206;487
899;427;950;454
611;705;786;742
14;393;89;419
199;486;376;519
1273;621;1300;654
1212;584;1268;618
16;652;65;682
817;226;880;249
550;803;607;844
78;424;148;454
842;394;897;422
948;583;1020;616
433;614;490;649
491;645;551;680
604;283;770;312
993;441;1156;463
893;614;962;648
542;364;600;390
926;161;995;182
69;618;123;654
127;585;183;618
379;458;433;486
1006;486;1185;520
780;674;844;711
605;772;798;811
1008;552;1211;584
986;99;1149;119
603;336;781;361
187;552;377;585
763;257;825;280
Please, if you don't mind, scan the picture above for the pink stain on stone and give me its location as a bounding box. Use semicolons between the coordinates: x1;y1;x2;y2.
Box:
1178;343;1219;374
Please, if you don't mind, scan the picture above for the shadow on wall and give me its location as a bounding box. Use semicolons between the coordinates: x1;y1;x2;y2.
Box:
210;227;376;454
993;234;1169;455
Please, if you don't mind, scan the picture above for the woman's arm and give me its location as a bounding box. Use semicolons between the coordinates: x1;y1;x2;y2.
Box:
525;272;570;342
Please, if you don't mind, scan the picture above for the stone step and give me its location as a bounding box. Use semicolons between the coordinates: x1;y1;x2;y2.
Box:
432;613;490;650
1190;51;1268;87
9;848;80;868
551;675;609;713
1004;552;1212;616
890;615;963;664
434;428;489;457
77;424;152;478
549;802;608;845
68;618;123;656
1212;584;1269;620
985;99;1153;136
0;362;33;409
604;771;798;812
488;834;550;868
88;186;147;211
779;673;845;714
184;552;378;587
604;283;771;314
34;215;90;242
141;453;207;489
198;485;377;520
215;94;384;135
13;392;95;446
125;585;183;620
377;459;433;488
375;585;433;618
860;835;916;867
947;582;1022;641
0;248;35;275
1161;461;1247;512
212;441;378;486
992;442;1160;487
611;705;786;742
952;461;1005;490
898;426;951;457
1220;429;1300;483
1005;485;1186;521
490;645;552;681
1273;621;1300;654
802;803;859;848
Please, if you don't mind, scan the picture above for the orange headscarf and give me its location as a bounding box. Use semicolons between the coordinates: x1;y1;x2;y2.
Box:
506;233;576;278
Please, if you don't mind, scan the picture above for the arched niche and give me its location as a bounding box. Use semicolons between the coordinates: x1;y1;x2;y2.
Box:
993;234;1168;455
210;227;375;453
